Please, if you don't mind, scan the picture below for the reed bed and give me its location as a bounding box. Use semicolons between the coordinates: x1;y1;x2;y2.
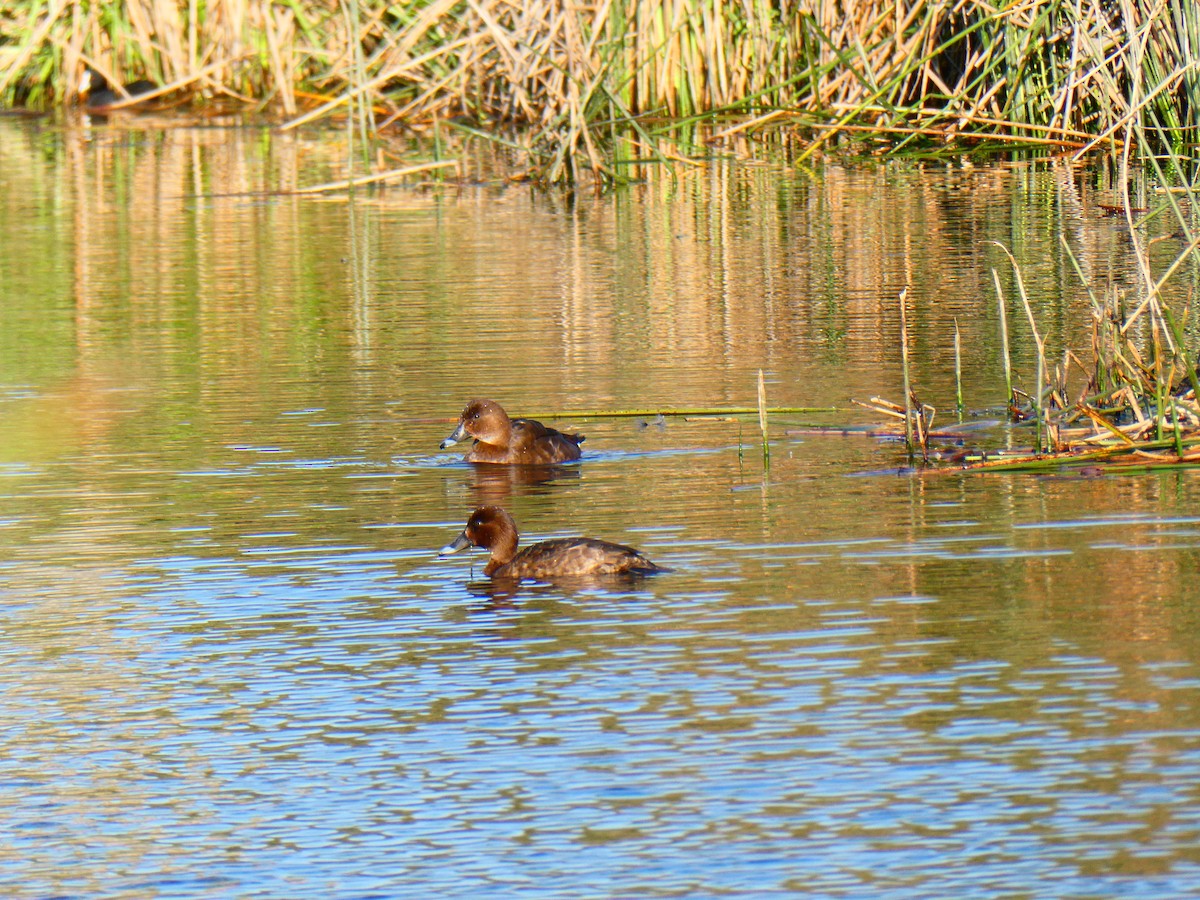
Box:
3;0;1198;183
983;258;1200;470
866;208;1200;472
979;71;1200;472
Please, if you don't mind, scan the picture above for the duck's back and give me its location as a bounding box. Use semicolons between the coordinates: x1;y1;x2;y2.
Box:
467;417;584;464
497;537;661;578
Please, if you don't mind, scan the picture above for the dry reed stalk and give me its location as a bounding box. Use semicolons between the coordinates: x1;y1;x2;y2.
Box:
854;398;908;422
990;241;1053;449
5;0;1199;184
264;5;297;117
292;160;459;194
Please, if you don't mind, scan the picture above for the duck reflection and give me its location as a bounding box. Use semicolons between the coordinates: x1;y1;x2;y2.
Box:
458;573;654;608
461;575;525;606
464;462;581;505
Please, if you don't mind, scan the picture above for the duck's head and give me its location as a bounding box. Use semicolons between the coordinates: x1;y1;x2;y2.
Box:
77;67;108;101
439;506;519;561
440;399;512;449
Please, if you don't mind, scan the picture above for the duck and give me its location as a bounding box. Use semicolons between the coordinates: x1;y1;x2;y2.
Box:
440;399;584;465
439;506;666;578
78;67;158;111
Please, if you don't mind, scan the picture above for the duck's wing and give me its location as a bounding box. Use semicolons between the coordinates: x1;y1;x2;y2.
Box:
505;538;662;577
512;417;585;445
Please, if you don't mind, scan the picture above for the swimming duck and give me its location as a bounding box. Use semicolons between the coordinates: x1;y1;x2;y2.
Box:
440;399;584;465
440;506;666;578
79;67;158;111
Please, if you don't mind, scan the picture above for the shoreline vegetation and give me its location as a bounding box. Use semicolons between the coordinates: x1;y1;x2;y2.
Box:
860;229;1200;473
1;0;1197;184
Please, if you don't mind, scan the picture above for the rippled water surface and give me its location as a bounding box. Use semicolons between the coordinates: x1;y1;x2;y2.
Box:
2;121;1200;897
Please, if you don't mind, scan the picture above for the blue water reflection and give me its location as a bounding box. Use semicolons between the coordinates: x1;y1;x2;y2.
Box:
5;531;1200;896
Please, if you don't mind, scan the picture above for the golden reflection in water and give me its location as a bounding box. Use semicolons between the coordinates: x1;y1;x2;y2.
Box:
0;121;1177;426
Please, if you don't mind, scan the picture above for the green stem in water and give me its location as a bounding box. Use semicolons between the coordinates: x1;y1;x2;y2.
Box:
954;317;964;423
898;287;915;459
757;369;770;467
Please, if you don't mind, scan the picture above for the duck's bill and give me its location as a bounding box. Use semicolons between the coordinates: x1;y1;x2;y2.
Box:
438;532;473;556
439;421;468;449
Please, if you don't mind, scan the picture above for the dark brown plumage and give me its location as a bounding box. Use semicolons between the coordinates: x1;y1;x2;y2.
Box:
440;399;583;465
79;68;158;111
439;506;665;578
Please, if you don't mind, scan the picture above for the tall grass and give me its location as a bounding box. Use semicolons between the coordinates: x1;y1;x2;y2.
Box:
2;0;1198;183
973;120;1200;467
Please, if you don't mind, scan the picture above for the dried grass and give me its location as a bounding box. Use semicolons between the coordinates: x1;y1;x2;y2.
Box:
2;0;1197;183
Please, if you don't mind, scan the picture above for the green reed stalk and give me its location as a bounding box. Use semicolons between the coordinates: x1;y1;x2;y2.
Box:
1025;314;1047;455
954;318;964;422
346;0;372;174
528;406;836;419
898;287;915;458
991;242;1048;452
1160;301;1200;402
757;369;770;467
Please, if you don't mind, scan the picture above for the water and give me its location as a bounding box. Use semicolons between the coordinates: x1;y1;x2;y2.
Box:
2;120;1200;897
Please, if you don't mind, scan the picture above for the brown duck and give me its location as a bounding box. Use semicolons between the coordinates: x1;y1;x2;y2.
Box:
439;506;666;578
440;399;584;465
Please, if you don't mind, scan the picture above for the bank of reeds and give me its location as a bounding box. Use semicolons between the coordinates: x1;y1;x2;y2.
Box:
868;178;1200;472
862;269;1200;472
2;0;1198;182
971;240;1200;471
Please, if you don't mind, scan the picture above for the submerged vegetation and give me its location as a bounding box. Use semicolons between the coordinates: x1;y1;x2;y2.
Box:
1;0;1199;183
